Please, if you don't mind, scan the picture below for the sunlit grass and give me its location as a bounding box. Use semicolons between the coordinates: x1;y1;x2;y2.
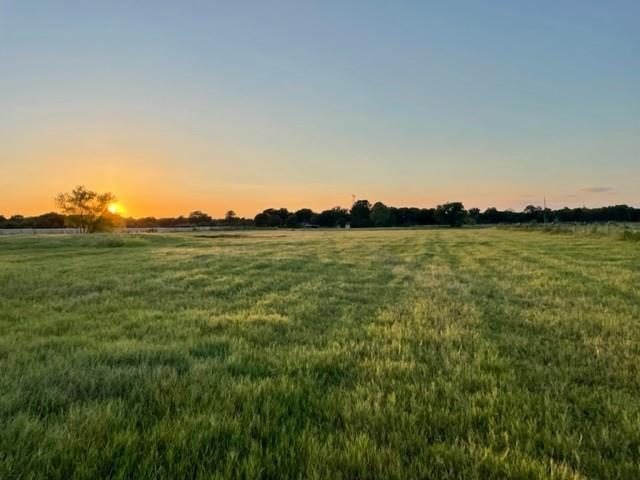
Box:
1;229;639;478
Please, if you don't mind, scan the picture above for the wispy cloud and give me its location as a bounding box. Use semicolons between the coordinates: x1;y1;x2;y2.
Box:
580;187;613;193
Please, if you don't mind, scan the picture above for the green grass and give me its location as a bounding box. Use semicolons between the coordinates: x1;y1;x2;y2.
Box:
503;222;640;241
1;229;639;479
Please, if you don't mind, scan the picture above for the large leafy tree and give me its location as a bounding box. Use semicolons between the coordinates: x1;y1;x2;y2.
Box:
224;210;238;225
55;185;117;233
370;201;392;227
315;207;350;227
294;208;315;224
285;215;299;228
254;208;289;227
523;205;543;223
350;199;372;227
435;202;467;227
188;211;212;226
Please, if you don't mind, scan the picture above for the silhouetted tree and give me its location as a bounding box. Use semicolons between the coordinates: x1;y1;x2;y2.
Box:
316;210;336;227
350;199;372;227
254;212;269;227
435;202;467;227
31;212;65;228
467;208;481;224
224;210;238;225
188;211;212;226
294;208;315;224
421;208;437;225
523;205;543;223
481;207;502;224
55;185;117;233
158;216;188;227
254;209;286;227
332;207;350;227
127;217;159;228
268;208;290;223
285;215;299;228
315;207;349;227
370;202;392;227
6;215;24;228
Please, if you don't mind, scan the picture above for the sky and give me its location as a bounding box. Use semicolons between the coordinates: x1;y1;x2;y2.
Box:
1;0;638;218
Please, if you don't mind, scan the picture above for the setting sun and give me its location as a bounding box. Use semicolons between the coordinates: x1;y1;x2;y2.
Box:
107;203;119;214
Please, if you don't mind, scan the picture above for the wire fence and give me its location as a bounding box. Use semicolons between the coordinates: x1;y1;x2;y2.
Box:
0;226;230;236
501;222;640;241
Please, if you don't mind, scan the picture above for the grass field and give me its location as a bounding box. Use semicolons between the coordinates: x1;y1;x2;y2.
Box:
1;229;639;478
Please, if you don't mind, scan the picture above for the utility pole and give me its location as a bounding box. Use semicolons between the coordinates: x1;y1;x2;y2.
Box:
543;197;547;224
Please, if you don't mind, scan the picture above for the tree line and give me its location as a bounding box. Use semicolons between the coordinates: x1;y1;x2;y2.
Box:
2;187;638;230
251;201;640;228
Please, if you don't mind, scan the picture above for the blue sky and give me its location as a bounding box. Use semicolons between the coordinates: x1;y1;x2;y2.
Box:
1;0;638;216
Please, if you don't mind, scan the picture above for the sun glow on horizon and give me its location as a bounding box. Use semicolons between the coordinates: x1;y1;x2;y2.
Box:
107;203;120;215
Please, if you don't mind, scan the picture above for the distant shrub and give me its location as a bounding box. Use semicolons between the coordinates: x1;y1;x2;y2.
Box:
622;230;640;242
97;237;126;247
93;235;147;248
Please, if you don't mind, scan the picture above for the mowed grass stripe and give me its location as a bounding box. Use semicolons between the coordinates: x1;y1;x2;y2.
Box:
452;233;640;477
